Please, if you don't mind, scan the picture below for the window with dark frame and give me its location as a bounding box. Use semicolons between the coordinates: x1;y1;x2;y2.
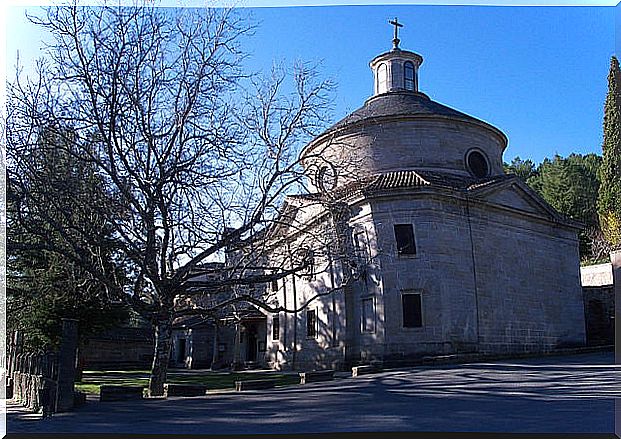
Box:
393;224;416;255
404;61;415;90
271;278;278;292
306;309;317;338
402;293;423;328
362;298;375;333
272;316;280;341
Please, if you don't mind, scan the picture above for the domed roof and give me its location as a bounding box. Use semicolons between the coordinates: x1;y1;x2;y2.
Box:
320;91;506;144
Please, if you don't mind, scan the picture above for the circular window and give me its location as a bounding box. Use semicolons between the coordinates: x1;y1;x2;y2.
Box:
466;150;490;178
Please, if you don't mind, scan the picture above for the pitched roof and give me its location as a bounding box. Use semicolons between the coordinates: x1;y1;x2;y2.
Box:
330;170;513;199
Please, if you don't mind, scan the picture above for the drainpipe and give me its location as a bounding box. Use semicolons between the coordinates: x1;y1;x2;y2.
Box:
327;244;337;347
210;320;219;370
465;193;481;348
286;242;297;369
282;274;288;362
290;273;298;370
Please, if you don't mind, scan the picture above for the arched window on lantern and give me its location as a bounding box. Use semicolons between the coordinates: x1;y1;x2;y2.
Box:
377;63;388;94
404;61;415;91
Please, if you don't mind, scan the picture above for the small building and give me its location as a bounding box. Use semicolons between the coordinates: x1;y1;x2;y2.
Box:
171;261;270;370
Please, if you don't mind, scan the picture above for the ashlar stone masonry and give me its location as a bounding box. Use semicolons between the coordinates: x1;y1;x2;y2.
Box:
263;27;586;371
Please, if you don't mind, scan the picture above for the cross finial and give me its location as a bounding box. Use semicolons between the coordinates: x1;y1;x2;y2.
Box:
389;17;403;49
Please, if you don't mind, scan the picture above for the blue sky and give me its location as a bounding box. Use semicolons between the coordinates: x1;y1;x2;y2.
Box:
3;3;619;164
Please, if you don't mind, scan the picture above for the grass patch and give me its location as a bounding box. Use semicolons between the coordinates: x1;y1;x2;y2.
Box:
76;370;300;395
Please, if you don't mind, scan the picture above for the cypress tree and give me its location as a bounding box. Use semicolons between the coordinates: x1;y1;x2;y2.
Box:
597;56;621;248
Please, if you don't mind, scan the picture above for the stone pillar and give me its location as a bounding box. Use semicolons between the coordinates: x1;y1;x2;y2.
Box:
610;251;621;361
609;250;621;439
55;318;78;412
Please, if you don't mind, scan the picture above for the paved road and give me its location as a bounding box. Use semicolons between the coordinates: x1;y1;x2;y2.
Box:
6;352;620;434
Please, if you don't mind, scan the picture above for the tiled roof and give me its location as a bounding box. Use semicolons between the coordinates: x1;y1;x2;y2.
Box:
329;170;514;199
365;170;431;190
279;170;579;233
284;171;515;208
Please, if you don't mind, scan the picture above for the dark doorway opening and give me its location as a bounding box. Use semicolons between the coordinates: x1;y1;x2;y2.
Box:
177;338;186;364
246;324;258;362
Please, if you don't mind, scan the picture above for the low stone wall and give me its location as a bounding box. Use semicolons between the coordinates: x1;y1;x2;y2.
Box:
82;327;154;369
12;372;56;413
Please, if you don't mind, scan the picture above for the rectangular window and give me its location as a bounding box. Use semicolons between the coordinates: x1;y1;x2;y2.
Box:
362;298;375;333
394;224;416;255
271;279;278;292
402;292;423;328
272;316;280;341
353;230;367;261
306;309;317;338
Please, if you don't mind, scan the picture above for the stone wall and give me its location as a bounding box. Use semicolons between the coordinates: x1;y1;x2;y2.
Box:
302;118;505;190
364;187;585;361
265;175;586;370
266;213;353;371
81;327;154;370
581;263;613;287
372;194;478;361
171;326;217;369
12;373;56;413
470;199;585;353
266;263;348;371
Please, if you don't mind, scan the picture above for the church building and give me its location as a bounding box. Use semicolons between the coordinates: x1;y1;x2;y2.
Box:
261;20;587;371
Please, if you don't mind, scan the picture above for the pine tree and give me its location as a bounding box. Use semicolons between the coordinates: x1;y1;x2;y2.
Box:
7;125;129;351
597;56;621;248
527;153;602;260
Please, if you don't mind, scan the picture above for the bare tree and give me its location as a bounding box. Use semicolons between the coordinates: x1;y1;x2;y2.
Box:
5;2;364;395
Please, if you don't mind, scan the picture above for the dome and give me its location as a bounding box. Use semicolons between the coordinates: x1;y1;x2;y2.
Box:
323;91;506;142
300;26;508;193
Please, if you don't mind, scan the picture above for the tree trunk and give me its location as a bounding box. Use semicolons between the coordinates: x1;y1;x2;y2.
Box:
148;317;173;396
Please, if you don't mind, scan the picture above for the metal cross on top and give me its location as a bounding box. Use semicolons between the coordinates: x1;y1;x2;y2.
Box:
389;17;403;48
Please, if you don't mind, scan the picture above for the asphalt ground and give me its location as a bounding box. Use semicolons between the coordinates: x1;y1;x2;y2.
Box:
5;351;620;435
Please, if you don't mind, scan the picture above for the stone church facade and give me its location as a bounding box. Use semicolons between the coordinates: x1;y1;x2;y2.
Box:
261;30;586;371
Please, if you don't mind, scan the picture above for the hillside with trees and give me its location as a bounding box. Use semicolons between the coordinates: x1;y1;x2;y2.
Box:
504;56;621;265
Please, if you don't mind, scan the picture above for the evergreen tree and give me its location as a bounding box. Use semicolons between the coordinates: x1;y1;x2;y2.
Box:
504;156;538;182
597;56;621;248
7;125;129;351
526;153;601;260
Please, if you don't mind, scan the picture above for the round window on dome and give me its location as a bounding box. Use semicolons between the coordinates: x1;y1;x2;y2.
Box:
466;150;490;178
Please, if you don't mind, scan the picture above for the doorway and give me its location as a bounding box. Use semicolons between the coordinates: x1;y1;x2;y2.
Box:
245;324;258;362
176;338;186;365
